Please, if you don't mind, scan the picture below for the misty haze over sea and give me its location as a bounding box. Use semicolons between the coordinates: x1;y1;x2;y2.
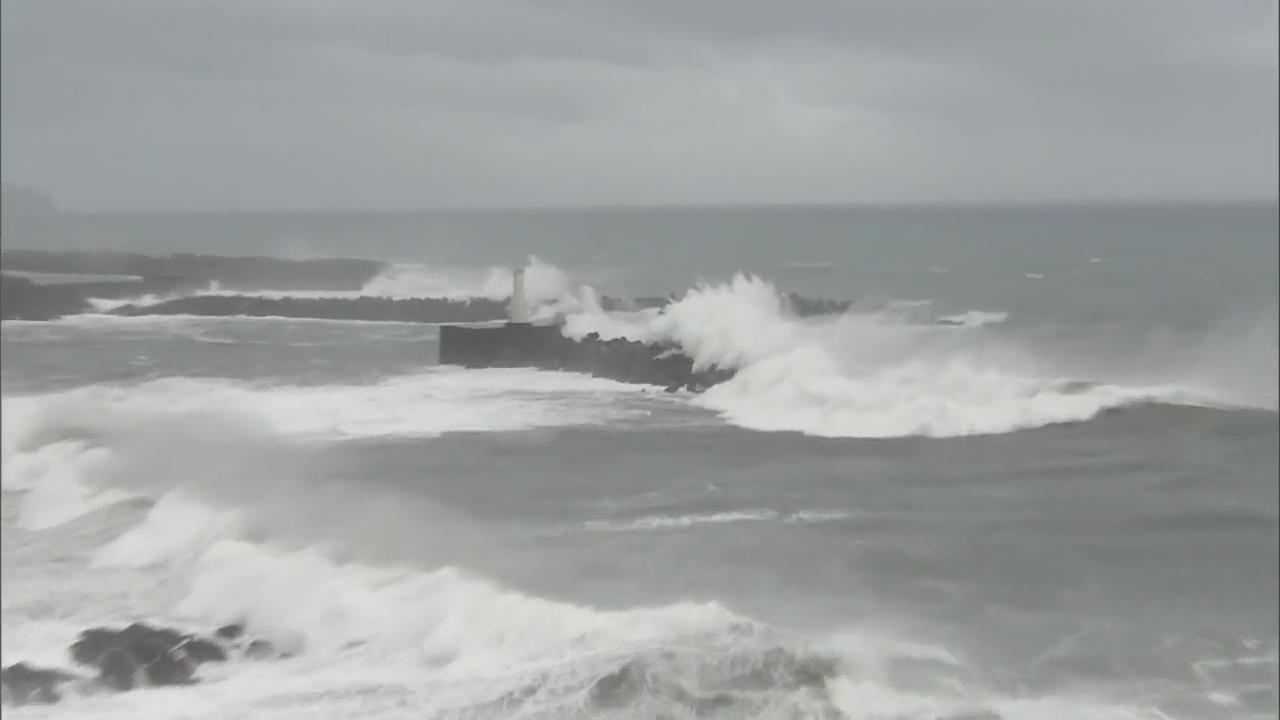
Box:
2;203;1276;719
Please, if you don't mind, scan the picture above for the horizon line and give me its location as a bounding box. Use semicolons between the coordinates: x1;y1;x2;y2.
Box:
23;197;1280;217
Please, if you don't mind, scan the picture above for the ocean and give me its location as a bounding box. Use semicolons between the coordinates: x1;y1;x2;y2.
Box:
1;204;1277;719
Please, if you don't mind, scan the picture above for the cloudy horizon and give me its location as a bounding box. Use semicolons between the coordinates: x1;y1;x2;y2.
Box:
2;0;1277;213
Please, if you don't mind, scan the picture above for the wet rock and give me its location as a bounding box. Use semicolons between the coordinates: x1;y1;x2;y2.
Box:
214;623;281;660
4;621;279;706
96;647;140;692
243;639;280;660
71;623;205;690
68;621;268;691
1;663;80;705
179;635;229;663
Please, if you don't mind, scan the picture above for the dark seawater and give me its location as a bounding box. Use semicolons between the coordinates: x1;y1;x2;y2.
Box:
2;204;1277;719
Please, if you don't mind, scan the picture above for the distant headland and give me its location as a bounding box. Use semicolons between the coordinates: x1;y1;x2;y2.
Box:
2;183;59;216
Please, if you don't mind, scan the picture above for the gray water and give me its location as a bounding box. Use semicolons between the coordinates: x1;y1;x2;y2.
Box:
1;204;1277;719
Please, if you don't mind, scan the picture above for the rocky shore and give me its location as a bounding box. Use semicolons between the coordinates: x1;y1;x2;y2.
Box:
1;622;279;707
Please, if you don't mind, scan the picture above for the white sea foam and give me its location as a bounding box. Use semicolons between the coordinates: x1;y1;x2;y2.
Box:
582;509;851;533
3;440;129;530
2;368;652;447
0;367;661;533
0;488;1185;719
559;274;1251;438
85;257;573;311
938;310;1010;327
14;481;1153;719
3;260;1273;720
5;271;144;285
92;491;243;570
359;255;571;304
0;429;1243;720
86;293;197;313
176;539;748;663
556;285;664;341
782;261;834;271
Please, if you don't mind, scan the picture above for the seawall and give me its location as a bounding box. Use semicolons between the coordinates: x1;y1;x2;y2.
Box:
439;323;732;392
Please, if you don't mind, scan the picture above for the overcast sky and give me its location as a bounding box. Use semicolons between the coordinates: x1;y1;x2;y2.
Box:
2;0;1276;211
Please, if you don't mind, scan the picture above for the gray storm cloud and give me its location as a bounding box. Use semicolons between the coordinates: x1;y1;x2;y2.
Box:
1;0;1275;211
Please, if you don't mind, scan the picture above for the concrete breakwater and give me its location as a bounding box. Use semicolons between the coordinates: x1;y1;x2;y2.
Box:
439;323;732;392
1;250;389;321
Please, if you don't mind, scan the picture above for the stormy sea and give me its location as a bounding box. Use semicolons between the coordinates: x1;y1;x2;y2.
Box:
1;203;1277;719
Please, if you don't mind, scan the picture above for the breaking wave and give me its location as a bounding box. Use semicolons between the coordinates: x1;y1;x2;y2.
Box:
85;256;573;312
0;441;1189;720
581;509;852;533
1;361;1268;719
0;447;1234;720
0;368;652;456
560;275;1275;438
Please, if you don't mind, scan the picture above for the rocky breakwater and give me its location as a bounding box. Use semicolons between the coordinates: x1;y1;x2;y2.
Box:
110;290;827;324
0;272;209;320
1;250;392;321
439;323;734;392
1;622;279;707
111;293;511;323
2;250;386;292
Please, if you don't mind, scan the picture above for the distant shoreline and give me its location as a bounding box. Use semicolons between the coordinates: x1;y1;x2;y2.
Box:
6;198;1274;219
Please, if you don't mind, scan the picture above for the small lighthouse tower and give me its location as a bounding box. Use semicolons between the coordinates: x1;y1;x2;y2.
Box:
508;266;531;325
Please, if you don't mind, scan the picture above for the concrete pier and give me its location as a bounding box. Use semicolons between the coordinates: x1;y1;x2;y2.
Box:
437;323;732;391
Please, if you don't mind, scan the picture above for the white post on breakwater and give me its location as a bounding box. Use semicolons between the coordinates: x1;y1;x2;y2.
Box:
509;266;530;324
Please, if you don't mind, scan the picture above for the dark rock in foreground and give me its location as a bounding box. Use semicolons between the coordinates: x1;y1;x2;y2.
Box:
112;294;510;323
0;663;79;705
70;622;233;691
1;621;278;707
439;323;733;391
